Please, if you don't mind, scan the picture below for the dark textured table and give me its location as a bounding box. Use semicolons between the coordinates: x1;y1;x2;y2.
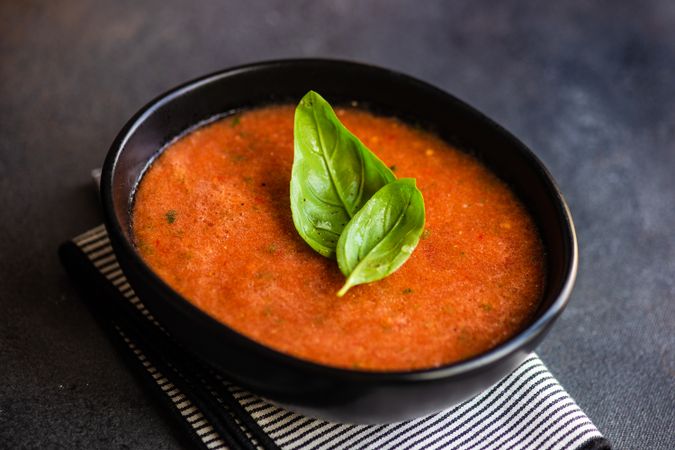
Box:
1;1;673;448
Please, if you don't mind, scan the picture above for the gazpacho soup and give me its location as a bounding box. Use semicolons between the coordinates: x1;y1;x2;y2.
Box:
132;99;545;371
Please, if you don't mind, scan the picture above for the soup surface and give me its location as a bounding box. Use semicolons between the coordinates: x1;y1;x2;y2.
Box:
133;105;545;370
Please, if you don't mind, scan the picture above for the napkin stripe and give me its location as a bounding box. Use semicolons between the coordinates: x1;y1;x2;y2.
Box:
273;361;545;450
64;226;609;450
471;394;574;450
496;401;583;450
439;382;566;448
414;383;564;450
516;404;582;445
363;363;547;449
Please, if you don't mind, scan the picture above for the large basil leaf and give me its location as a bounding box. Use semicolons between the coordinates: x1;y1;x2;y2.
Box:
290;91;396;258
336;178;425;296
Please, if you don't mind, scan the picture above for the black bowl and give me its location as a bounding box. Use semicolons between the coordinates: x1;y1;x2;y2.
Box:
101;59;577;423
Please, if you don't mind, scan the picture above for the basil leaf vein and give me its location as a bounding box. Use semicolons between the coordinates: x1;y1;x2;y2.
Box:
336;178;425;296
290;91;396;258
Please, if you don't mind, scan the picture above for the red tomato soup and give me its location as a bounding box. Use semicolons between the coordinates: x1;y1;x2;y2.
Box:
132;105;545;371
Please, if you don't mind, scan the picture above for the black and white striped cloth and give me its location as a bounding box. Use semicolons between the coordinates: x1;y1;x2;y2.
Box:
59;225;610;450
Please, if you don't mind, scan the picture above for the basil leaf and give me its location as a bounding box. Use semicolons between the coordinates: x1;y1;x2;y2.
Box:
290;91;396;258
336;178;425;296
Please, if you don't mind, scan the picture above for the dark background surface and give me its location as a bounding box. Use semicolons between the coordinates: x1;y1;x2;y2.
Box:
1;0;673;448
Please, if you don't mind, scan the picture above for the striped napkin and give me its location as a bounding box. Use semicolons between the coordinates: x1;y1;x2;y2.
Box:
59;225;610;450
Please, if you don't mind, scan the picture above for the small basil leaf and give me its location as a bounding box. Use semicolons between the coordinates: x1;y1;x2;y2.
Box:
290;91;396;258
336;178;425;296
